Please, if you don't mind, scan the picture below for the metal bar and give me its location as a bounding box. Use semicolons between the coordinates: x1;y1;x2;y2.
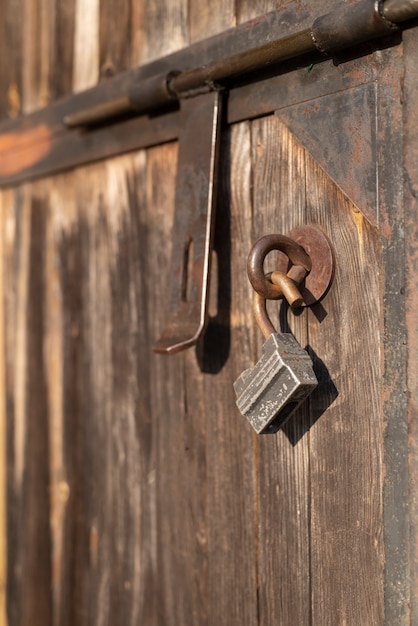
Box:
62;0;417;129
152;91;222;354
384;0;418;22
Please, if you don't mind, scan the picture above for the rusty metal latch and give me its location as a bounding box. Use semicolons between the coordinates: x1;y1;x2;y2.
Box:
152;90;222;354
62;0;415;130
59;0;415;356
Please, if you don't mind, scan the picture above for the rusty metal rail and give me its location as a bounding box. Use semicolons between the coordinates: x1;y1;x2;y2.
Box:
64;0;418;128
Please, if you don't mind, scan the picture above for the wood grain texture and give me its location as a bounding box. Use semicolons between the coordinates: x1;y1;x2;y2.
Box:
0;1;411;625
304;145;383;626
404;27;418;625
251;116;311;626
73;0;100;91
135;0;189;64
376;47;409;625
22;0;56;112
189;0;235;44
3;182;53;626
236;0;278;23
51;0;76;99
204;123;258;625
0;191;8;626
99;0;132;78
0;0;23;119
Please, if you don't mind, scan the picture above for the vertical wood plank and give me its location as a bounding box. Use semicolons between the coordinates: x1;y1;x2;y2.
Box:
236;0;279;24
144;142;208;626
44;176;76;626
251;116;311;626
51;0;76;99
376;48;409;626
0;192;8;626
134;0;189;64
73;0;100;91
22;0;56;112
0;0;23;119
23;183;53;626
203;123;258;625
45;154;161;626
99;0;132;78
404;27;418;625
3;183;53;626
306;157;384;625
188;0;235;44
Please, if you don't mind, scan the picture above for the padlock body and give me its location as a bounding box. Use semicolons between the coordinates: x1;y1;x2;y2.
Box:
234;333;318;434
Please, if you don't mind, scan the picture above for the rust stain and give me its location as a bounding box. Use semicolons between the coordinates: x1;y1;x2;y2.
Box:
0;124;51;176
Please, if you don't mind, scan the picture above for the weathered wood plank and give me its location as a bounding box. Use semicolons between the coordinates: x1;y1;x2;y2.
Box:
3;183;53;626
99;0;132;78
0;190;9;626
251;116;311;626
73;0;100;91
404;27;418;625
43;177;72;626
189;0;235;43
51;0;76;99
50;154;161;626
376;46;409;625
203;123;258;625
305;151;384;625
22;0;56;112
236;0;278;23
143;143;201;626
0;0;23;119
136;0;189;64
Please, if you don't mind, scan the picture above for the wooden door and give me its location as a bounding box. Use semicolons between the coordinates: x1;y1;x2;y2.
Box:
0;1;416;625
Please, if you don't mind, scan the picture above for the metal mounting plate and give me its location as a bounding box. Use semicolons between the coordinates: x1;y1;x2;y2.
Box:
276;225;335;306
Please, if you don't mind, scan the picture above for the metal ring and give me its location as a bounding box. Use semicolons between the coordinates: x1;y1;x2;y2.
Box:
247;234;311;300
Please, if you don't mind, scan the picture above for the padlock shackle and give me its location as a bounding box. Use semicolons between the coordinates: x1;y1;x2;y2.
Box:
254;292;277;340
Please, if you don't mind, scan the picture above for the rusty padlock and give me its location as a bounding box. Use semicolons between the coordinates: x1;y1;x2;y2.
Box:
234;228;334;434
234;292;318;434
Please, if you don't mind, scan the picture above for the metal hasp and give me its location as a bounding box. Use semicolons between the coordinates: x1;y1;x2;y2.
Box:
234;333;318;434
153;90;222;354
1;1;418;188
63;0;413;130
